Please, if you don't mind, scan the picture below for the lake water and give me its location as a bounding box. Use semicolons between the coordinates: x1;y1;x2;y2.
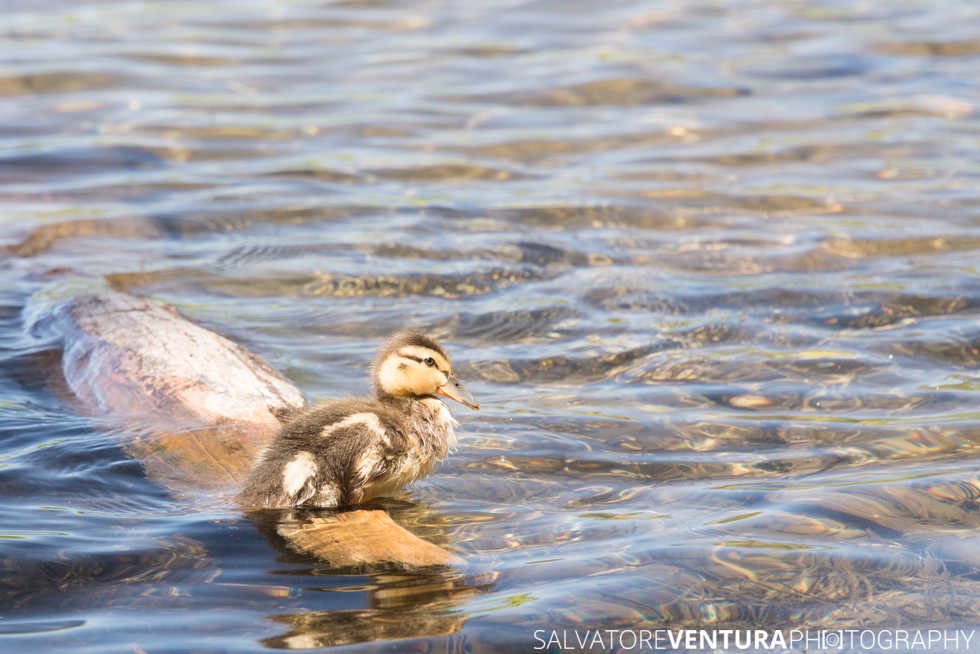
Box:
0;0;978;652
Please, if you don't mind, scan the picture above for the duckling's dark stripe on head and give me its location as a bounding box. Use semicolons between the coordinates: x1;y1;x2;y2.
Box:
398;351;449;375
390;332;447;358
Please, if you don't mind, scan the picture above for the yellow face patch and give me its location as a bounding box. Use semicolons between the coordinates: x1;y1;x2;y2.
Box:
376;346;451;397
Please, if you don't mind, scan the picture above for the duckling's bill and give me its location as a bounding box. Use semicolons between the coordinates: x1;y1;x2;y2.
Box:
437;374;479;410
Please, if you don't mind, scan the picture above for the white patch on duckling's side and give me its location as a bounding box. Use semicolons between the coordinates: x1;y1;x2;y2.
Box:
355;448;383;482
320;412;388;445
282;451;317;498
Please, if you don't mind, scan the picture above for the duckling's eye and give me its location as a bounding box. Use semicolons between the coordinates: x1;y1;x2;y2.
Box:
424;357;436;367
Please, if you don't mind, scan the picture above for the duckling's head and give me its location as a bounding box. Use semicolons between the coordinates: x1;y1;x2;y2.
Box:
373;331;479;410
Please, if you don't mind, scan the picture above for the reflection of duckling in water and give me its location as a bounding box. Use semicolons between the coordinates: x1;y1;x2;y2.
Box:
239;332;479;509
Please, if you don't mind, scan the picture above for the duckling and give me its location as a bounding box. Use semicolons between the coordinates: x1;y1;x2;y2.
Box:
238;332;478;509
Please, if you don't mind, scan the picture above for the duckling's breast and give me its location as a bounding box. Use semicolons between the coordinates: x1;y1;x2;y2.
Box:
361;399;457;501
413;397;459;455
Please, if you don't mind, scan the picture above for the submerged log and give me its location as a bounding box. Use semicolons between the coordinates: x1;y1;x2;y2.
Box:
28;285;457;568
29;287;305;491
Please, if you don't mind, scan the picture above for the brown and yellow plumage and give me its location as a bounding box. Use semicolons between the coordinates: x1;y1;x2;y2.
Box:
238;332;477;509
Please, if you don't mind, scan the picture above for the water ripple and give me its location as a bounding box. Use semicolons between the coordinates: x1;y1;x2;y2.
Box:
0;0;977;650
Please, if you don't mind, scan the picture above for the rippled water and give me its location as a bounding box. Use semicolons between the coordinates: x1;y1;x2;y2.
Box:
1;0;978;651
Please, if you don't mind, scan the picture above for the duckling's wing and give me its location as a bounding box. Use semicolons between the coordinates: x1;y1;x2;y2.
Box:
327;424;396;505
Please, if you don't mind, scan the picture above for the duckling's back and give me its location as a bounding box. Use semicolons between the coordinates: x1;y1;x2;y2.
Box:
239;400;396;508
239;397;456;510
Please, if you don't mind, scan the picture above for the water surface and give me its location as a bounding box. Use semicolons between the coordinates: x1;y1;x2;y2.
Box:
0;0;978;651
